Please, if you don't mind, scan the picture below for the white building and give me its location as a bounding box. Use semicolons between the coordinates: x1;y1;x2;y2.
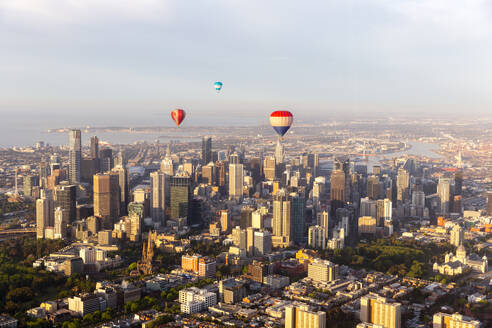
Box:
179;287;217;314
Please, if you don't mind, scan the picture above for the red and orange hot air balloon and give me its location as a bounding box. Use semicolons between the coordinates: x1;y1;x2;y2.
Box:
171;109;186;127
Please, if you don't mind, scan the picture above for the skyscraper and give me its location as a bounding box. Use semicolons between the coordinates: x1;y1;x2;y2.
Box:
69;129;82;184
330;169;345;213
249;157;262;185
160;157;174;176
220;210;231;233
54;183;77;223
454;170;463;196
99;148;113;173
272;189;291;247
201;162;214;185
170;175;192;220
215;161;226;193
437;177;451;215
487;191;492;216
90;136;99;159
367;175;381;200
23;175;39;197
274;139;284;164
93;173;120;229
291;192;306;244
360;197;378;219
240;206;254;229
112;165;130;216
54;207;69;239
150;171;168;223
36;190;54;239
202;136;212;164
228;163;244;200
318;210;330;240
253;230;272;256
264;156;276;181
396;168;410;203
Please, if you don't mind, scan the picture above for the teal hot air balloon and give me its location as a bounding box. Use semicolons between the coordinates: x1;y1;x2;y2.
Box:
214;81;223;92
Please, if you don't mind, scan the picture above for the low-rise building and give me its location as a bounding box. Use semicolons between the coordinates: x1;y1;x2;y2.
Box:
433;312;480;328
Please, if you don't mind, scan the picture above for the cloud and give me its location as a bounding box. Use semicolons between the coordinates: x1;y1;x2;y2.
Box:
381;0;492;41
0;0;171;25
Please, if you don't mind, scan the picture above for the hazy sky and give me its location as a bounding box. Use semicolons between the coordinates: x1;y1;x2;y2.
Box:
1;0;492;125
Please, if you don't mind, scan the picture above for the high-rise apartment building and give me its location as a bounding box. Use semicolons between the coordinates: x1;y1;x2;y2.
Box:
202;136;212;164
93;173;120;229
358;216;377;235
228;163;244;200
308;259;339;282
69;129;82;184
285;304;326;328
232;226;247;250
54;207;69;239
253;230;272;255
317;210;330;240
308;225;326;249
246;227;256;256
360;294;401;328
36;190;54;239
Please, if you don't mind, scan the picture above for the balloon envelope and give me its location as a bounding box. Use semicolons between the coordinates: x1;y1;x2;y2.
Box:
214;81;223;91
171;109;186;127
270;110;293;137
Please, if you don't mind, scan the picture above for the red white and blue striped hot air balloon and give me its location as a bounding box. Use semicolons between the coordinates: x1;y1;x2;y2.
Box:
270;110;293;137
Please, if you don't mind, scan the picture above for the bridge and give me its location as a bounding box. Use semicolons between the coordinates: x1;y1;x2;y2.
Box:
0;228;36;236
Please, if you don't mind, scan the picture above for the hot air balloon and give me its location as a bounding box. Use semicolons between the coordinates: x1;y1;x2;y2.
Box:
171;109;186;127
214;81;223;92
270;110;293;137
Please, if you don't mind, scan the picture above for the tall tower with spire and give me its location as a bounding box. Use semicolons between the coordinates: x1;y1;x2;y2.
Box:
275;139;284;164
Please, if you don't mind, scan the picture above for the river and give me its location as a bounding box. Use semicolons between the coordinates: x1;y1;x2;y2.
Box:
320;141;443;173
